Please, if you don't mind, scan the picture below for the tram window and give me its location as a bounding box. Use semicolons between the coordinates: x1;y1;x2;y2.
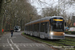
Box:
32;24;34;31
40;22;49;32
28;25;30;31
28;25;29;31
25;26;27;30
27;26;29;31
27;26;28;31
40;23;45;32
34;24;36;31
37;23;39;31
29;25;31;31
28;26;29;31
30;25;32;31
30;25;33;31
34;23;39;31
44;22;48;33
26;26;27;31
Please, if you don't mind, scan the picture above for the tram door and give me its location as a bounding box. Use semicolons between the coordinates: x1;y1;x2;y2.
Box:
44;22;49;38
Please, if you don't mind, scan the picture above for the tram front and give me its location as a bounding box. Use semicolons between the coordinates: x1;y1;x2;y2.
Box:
49;17;65;39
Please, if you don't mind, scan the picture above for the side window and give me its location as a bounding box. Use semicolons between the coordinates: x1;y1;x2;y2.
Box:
30;25;32;31
29;25;30;31
40;22;49;33
34;24;36;31
29;25;31;31
45;22;48;33
40;22;45;32
26;26;27;31
32;24;34;31
25;26;26;30
35;24;37;31
36;23;39;32
34;24;37;31
31;24;34;31
30;25;31;31
27;26;29;31
28;25;29;31
34;23;39;32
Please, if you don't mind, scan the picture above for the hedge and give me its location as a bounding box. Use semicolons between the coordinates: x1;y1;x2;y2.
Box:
65;31;75;34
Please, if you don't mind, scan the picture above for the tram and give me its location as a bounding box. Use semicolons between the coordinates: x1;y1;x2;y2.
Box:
14;26;21;32
24;16;65;39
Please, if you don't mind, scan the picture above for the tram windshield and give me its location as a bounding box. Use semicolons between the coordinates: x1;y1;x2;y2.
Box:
50;18;64;32
14;26;20;30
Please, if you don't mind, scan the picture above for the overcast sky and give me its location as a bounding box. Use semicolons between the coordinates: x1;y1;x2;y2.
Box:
29;0;75;16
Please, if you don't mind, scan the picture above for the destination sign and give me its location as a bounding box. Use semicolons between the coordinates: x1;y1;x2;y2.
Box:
53;19;63;21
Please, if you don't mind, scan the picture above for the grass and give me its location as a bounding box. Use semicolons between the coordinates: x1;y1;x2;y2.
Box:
22;32;75;50
22;33;62;46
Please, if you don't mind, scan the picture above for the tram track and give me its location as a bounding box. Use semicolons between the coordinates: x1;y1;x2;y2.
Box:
54;37;75;47
22;33;75;50
23;33;75;46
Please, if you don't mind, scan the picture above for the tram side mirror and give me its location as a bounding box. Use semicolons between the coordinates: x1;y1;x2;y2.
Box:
65;22;66;26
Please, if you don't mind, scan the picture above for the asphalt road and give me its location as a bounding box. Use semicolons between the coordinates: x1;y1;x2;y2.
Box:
0;31;54;50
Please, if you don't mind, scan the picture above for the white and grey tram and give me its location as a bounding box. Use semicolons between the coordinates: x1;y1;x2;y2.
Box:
14;26;21;32
24;16;65;39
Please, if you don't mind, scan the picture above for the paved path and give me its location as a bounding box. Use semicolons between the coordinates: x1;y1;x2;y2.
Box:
0;31;54;50
65;34;75;37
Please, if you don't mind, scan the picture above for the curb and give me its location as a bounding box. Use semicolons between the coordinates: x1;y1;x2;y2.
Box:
21;33;64;50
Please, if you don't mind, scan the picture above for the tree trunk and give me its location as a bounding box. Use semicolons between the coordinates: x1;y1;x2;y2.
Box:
0;0;4;35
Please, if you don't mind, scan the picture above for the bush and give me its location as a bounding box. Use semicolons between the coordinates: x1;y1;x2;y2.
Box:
65;31;75;34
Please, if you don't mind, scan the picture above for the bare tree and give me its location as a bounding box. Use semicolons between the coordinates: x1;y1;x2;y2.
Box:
1;0;38;31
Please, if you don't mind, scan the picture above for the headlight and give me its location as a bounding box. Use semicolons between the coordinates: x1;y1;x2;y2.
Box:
63;33;65;35
50;32;53;35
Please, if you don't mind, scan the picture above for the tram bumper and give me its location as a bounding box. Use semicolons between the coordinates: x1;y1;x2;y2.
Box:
48;35;65;39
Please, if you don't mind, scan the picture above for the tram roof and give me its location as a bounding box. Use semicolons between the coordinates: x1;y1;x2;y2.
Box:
25;16;63;25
